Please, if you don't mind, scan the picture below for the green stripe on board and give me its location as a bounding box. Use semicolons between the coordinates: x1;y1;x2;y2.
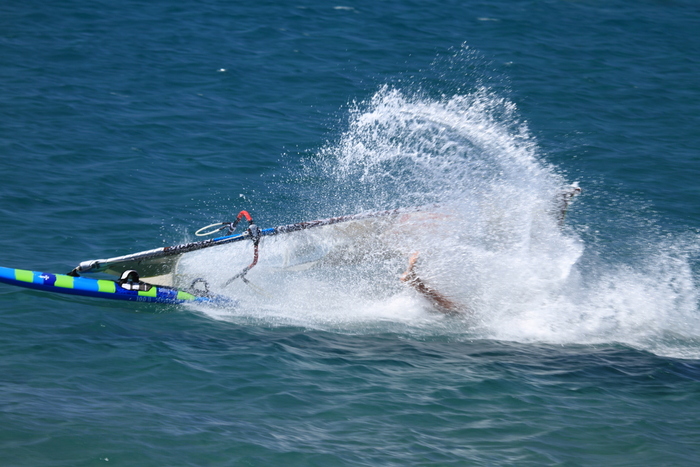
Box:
138;287;158;298
176;291;196;301
54;275;74;289
98;281;116;293
14;269;34;283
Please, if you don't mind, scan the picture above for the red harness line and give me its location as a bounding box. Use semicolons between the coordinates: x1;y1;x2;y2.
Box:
237;210;253;223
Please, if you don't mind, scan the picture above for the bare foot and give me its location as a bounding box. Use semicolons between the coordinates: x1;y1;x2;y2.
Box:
400;252;420;283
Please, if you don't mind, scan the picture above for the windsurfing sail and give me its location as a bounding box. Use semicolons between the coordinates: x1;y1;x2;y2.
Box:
68;207;424;283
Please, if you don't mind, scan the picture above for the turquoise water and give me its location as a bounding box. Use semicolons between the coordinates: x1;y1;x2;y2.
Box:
2;1;700;465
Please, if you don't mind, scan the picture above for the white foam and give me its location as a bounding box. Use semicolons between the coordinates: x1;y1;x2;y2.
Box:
182;86;699;359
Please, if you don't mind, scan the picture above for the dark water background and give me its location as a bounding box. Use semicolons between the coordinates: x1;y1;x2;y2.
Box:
2;1;700;465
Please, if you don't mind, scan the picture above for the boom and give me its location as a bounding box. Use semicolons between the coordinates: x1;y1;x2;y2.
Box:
69;207;421;278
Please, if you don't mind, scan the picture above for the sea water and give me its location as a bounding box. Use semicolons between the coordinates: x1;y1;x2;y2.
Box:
1;1;699;465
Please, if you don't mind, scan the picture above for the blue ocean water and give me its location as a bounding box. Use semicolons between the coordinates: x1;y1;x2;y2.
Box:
2;0;700;465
